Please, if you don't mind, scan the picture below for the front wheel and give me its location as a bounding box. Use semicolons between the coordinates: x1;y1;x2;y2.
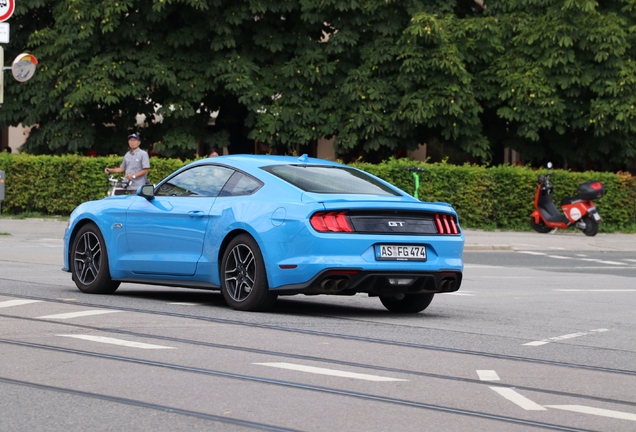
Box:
221;234;277;312
581;215;599;236
530;217;552;233
70;223;120;294
379;293;434;313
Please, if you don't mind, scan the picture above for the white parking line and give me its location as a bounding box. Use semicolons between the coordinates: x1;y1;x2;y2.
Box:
0;299;42;308
518;251;546;256
523;329;609;346
57;335;175;349
546;405;636;421
624;259;636;263
37;310;122;319
254;363;407;382
477;370;500;381
489;387;546;410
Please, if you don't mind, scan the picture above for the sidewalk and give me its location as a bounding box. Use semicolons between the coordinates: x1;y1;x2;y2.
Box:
463;228;636;252
1;218;635;255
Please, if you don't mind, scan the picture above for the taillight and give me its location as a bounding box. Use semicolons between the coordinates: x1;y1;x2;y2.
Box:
435;214;459;235
310;211;354;233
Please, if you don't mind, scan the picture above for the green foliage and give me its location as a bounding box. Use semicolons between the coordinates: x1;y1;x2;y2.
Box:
0;153;185;214
1;154;634;232
351;158;636;232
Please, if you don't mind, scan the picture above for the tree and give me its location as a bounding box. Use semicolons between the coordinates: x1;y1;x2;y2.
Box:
2;1;636;171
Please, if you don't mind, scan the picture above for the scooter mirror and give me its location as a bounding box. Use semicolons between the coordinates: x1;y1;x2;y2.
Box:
546;162;553;169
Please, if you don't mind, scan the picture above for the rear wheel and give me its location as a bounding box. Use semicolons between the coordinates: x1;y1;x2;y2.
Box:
530;217;552;233
70;223;120;294
581;215;599;236
221;234;277;312
379;293;434;313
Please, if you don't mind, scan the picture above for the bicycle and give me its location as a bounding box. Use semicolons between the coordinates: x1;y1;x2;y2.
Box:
106;175;133;196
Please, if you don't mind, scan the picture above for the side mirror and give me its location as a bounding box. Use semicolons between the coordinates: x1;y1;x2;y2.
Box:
137;184;155;200
546;162;553;169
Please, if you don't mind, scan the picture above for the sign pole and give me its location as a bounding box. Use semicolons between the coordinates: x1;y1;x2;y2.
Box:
0;46;3;104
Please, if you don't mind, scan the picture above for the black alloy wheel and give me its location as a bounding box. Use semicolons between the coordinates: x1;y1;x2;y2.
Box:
530;217;552;233
221;234;277;311
379;293;434;313
581;215;599;236
70;223;120;294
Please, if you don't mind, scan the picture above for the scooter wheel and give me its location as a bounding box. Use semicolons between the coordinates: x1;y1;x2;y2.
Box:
530;217;552;233
581;215;599;237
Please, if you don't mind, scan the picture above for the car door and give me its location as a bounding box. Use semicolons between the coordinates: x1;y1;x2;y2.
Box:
124;164;234;276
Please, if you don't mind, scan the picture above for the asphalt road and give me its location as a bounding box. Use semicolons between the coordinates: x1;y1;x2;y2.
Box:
0;219;635;431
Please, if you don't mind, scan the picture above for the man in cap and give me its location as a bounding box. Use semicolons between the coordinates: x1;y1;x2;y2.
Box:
104;133;150;191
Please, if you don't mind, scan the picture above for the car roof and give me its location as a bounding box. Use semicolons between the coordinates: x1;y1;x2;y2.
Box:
193;154;344;170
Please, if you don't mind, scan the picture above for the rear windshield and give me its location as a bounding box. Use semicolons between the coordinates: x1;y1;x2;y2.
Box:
262;165;402;196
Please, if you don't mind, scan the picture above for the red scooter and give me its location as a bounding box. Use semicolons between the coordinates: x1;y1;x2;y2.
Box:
530;164;605;236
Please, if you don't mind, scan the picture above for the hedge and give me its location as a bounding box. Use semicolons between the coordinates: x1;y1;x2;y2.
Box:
1;153;635;232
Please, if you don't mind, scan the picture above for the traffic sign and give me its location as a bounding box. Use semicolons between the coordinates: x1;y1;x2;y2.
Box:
0;0;15;23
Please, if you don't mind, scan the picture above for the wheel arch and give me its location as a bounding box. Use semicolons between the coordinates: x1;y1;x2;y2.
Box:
218;229;276;287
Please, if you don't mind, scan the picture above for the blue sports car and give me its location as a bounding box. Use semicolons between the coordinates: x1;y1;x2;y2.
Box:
63;154;464;312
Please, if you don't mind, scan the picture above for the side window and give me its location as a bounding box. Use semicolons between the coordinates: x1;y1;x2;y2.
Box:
219;172;263;197
156;165;234;197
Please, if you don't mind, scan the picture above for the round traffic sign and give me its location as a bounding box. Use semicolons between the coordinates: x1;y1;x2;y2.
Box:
0;0;15;23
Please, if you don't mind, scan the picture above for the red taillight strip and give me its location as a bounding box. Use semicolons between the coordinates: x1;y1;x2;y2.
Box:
310;211;354;233
449;216;458;234
435;213;459;235
434;214;444;233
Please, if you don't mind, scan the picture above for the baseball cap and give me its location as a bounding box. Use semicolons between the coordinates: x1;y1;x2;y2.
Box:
128;133;141;140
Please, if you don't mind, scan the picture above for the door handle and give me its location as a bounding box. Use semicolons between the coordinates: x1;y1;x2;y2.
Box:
188;210;205;219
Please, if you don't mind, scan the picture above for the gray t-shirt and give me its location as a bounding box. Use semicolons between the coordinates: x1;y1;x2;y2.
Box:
120;148;150;190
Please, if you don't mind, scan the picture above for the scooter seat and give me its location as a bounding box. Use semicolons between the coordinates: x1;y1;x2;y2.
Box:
560;196;579;205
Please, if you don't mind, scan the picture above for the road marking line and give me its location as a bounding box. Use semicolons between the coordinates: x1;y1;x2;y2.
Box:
547;255;572;260
489;387;546;410
444;292;474;296
545;405;636;421
555;289;636;292
579;258;627;266
168;302;205;306
547;247;565;250
624;259;636;263
517;251;546;256
523;329;609;346
0;300;42;308
57;335;175;349
254;363;407;382
37;310;122;319
477;370;500;381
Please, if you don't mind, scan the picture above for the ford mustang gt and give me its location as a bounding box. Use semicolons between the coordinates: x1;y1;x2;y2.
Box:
63;154;464;312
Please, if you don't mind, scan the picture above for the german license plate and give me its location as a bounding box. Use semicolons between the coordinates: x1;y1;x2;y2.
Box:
376;245;427;261
592;212;601;221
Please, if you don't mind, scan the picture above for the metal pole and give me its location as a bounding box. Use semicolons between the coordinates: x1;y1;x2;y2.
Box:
0;46;3;104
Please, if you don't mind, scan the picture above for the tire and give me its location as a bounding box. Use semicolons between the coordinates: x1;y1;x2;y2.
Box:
379;293;434;313
581;215;599;237
530;217;552;233
70;223;120;294
221;234;277;312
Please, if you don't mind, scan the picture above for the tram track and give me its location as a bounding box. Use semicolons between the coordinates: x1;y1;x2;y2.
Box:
0;338;600;432
1;291;635;378
2;312;635;409
0;376;300;432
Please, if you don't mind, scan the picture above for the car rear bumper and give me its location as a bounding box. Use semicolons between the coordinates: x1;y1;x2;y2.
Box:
272;268;462;296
